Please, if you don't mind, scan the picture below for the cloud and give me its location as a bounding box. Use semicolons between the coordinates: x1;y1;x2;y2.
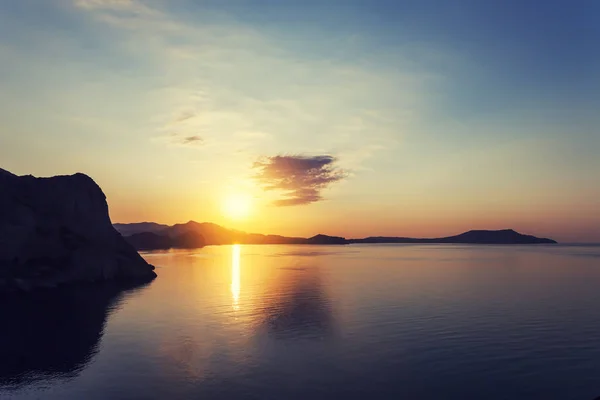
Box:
253;155;346;206
154;133;203;147
70;0;440;172
182;135;203;145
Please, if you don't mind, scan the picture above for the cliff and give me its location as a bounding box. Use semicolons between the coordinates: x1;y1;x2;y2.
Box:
0;168;156;293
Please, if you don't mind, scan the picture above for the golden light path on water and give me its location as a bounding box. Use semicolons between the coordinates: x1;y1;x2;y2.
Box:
231;244;241;310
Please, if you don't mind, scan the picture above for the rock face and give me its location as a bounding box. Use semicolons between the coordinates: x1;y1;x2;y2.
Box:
0;168;156;293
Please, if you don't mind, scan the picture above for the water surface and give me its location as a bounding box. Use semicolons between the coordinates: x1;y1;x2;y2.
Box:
2;244;600;399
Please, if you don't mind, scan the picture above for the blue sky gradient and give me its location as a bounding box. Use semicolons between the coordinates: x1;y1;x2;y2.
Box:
0;0;598;241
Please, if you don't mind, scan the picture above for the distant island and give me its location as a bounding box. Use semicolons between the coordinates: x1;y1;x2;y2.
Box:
349;229;557;244
113;221;557;250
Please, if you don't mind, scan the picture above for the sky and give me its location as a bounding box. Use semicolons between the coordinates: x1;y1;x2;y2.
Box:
0;0;599;242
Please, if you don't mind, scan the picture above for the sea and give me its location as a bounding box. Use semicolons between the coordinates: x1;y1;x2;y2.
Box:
2;244;600;399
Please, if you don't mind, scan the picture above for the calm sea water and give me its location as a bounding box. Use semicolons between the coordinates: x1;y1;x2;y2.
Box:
2;244;600;399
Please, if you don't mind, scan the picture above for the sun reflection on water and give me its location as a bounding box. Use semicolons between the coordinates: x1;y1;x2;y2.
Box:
231;244;241;310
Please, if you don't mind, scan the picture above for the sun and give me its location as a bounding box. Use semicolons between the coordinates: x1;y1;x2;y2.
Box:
223;194;252;220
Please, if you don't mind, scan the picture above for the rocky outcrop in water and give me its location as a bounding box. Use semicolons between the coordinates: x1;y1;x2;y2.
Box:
0;168;156;293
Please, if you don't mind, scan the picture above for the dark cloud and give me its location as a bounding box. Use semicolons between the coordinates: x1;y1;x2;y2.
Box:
253;155;346;206
182;135;203;144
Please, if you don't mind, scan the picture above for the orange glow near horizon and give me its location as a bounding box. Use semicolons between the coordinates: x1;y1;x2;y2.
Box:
104;185;600;244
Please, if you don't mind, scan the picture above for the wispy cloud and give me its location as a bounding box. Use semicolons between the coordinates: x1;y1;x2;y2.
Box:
253;155;347;206
70;0;438;168
154;132;203;147
67;0;445;195
174;110;196;123
181;135;203;145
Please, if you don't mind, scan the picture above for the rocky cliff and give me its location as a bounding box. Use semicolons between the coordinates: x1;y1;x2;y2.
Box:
0;168;156;293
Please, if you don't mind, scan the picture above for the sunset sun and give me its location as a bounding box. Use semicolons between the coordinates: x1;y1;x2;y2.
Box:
223;194;252;220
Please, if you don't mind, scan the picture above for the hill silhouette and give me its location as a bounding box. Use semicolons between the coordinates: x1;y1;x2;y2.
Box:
114;222;556;250
112;222;169;237
350;229;556;244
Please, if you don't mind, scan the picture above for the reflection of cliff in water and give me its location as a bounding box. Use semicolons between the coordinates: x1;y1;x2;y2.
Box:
0;281;150;388
261;266;336;340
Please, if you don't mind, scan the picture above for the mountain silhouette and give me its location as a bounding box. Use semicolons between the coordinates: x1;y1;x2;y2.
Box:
126;230;206;250
112;222;169;237
351;229;556;244
114;222;557;250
